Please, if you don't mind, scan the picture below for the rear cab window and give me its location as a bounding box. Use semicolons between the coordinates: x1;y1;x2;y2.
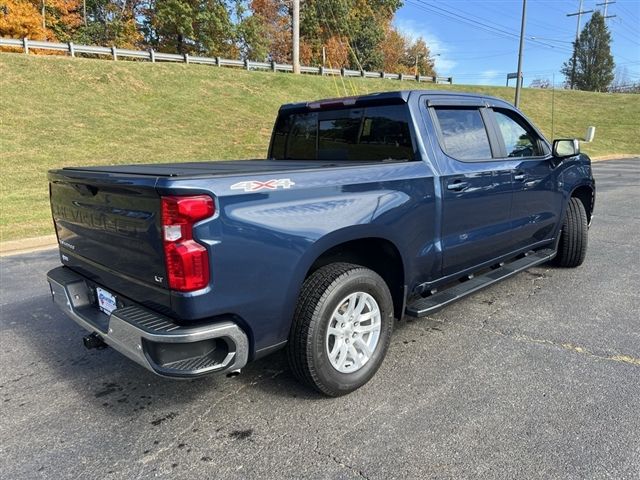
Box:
270;104;415;161
433;108;493;161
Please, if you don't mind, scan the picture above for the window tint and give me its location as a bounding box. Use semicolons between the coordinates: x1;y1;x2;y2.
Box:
318;110;362;160
356;106;414;161
270;105;414;161
434;108;492;160
270;115;290;159
286;113;317;160
494;110;542;157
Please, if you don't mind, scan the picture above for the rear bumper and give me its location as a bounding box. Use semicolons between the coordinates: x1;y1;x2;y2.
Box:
46;266;249;378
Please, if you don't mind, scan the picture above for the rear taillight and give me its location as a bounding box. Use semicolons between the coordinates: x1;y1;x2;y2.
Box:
161;195;215;292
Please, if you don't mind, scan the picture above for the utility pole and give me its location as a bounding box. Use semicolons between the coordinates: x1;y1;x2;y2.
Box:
292;0;300;74
42;0;45;29
514;0;526;108
596;0;617;22
415;53;422;76
567;0;594;89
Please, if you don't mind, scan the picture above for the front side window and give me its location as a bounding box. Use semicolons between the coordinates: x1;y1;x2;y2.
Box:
270;105;414;161
494;110;542;157
434;108;493;160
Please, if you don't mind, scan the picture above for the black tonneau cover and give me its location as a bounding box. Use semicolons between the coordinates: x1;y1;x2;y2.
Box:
61;159;395;178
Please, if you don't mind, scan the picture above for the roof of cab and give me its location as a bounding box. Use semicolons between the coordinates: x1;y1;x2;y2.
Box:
279;90;514;112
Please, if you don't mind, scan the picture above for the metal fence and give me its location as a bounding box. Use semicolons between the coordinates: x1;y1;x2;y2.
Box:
0;37;453;85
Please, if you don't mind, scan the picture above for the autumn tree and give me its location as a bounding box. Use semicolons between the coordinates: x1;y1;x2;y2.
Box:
561;11;615;92
239;0;290;62
0;0;48;40
404;37;435;76
43;0;82;41
0;0;81;41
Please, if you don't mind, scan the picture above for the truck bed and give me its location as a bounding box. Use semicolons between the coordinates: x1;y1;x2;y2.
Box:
60;159;402;178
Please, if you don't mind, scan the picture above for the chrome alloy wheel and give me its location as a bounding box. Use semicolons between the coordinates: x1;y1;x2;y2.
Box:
325;292;382;373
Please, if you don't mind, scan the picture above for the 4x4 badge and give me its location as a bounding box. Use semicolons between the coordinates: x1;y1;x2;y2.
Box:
230;179;295;192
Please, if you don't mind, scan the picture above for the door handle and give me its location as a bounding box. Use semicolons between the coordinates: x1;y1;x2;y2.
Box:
514;172;526;182
447;181;469;191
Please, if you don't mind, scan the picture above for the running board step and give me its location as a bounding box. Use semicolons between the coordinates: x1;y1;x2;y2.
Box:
406;248;556;318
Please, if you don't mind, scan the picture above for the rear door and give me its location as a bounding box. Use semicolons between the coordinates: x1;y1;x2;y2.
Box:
429;104;516;277
489;108;563;250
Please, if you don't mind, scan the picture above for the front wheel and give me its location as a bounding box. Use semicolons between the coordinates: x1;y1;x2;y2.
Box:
553;197;589;268
287;263;394;396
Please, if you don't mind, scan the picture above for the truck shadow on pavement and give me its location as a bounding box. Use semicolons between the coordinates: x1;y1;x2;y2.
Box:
3;286;447;415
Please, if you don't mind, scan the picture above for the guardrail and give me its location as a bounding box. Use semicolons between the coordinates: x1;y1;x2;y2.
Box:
0;37;453;85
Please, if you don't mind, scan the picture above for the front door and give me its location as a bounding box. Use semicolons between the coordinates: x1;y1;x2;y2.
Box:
431;106;515;277
490;108;563;250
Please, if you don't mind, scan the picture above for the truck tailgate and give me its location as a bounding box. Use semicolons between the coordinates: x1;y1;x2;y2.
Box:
49;170;166;288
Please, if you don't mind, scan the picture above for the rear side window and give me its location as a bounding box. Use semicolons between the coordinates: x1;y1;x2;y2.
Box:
270;105;414;161
493;110;543;157
434;108;492;160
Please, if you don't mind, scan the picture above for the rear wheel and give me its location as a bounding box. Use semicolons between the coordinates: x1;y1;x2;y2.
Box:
554;197;588;268
287;263;394;396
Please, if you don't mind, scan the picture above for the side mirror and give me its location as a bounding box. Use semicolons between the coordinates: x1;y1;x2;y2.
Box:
552;139;580;158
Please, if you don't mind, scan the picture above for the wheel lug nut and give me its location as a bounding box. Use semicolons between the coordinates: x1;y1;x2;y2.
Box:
345;339;350;344
352;333;357;338
354;322;359;327
341;323;345;328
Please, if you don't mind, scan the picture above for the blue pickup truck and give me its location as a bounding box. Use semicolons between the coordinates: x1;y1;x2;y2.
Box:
47;90;595;396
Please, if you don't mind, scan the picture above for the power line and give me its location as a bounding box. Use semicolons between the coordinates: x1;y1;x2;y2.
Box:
596;0;617;21
567;0;594;88
407;0;573;54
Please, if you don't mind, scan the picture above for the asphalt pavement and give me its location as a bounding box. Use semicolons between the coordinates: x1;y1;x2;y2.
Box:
1;158;638;479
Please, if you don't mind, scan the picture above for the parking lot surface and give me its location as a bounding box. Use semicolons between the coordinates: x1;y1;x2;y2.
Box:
1;159;638;479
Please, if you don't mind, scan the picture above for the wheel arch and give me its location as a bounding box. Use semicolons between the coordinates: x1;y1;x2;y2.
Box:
570;184;595;224
283;227;407;331
304;237;406;321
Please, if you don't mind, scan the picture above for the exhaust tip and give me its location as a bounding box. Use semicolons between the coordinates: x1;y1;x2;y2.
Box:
226;369;241;378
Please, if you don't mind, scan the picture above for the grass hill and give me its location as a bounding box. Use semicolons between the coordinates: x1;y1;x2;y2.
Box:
1;53;639;240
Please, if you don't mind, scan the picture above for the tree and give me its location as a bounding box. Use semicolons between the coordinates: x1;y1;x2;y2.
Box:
240;0;290;62
561;11;614;92
143;0;235;56
75;0;142;48
0;0;48;40
403;36;435;76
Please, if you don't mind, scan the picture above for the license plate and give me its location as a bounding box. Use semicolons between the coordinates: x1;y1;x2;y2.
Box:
96;287;117;315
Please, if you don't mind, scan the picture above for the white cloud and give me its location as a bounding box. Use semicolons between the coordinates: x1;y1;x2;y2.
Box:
393;19;457;73
478;69;501;83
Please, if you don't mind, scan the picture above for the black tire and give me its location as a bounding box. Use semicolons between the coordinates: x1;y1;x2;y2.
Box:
553;197;588;268
287;263;394;397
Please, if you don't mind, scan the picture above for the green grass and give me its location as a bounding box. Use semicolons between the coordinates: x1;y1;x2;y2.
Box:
1;52;639;241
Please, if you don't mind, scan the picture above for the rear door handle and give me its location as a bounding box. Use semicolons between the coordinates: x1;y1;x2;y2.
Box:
514;172;526;182
447;181;469;191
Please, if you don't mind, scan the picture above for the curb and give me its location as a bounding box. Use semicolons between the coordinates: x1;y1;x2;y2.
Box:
0;235;58;257
591;154;639;161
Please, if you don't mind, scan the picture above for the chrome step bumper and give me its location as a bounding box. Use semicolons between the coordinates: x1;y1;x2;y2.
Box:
46;266;249;378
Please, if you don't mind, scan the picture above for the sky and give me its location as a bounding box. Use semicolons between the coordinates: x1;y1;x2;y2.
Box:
393;0;640;86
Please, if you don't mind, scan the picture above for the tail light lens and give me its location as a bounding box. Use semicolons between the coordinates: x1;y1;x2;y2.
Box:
161;195;215;292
